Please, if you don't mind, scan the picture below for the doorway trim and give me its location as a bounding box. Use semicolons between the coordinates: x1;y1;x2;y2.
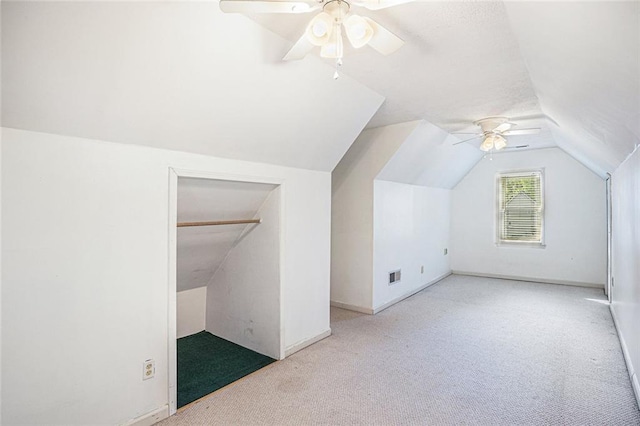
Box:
167;167;286;416
605;173;612;301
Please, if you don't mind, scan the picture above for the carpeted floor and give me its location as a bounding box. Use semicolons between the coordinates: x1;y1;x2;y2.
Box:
162;275;640;425
177;331;276;408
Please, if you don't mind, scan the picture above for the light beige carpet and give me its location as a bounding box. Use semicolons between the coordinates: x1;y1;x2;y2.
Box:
159;275;640;425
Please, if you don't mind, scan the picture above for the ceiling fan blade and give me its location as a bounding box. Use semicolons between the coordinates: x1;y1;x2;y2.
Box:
502;128;541;136
283;33;315;60
453;134;482;145
219;0;318;14
353;0;414;10
363;17;404;55
494;122;514;133
344;14;374;48
502;144;530;150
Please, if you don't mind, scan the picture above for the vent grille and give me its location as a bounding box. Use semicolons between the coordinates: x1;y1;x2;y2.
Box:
389;270;401;285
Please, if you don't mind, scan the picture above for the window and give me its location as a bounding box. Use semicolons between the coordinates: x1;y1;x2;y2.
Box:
497;170;544;245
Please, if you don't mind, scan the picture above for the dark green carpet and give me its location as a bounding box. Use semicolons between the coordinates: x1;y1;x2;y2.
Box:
177;331;276;408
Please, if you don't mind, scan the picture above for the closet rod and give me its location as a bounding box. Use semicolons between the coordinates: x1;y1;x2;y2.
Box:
177;219;261;228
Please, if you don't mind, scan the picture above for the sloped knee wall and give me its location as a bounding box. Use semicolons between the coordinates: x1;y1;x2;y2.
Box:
205;187;281;359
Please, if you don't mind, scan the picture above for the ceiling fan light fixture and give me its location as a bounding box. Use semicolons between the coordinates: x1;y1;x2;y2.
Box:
494;135;507;150
320;24;344;58
312;22;328;37
220;0;407;65
480;134;507;152
480;137;494;152
362;17;404;55
306;12;334;46
344;14;374;48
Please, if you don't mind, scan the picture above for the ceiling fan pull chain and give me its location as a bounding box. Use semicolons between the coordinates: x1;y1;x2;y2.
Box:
333;23;344;79
334;58;342;79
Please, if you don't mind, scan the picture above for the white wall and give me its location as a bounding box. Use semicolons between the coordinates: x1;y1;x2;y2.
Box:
1;128;331;425
177;287;207;339
611;146;640;406
206;187;281;359
331;122;419;311
331;120;462;313
451;147;607;286
373;181;451;310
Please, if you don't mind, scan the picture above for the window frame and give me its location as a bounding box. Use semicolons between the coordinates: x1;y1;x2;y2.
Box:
495;169;546;248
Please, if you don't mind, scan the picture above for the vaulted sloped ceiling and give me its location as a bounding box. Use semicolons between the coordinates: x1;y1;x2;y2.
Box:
376;121;482;189
249;1;639;178
2;1;638;178
0;1;383;172
504;2;640;177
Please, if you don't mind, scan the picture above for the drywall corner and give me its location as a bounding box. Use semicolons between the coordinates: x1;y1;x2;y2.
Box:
331;121;422;310
283;329;331;358
176;287;206;339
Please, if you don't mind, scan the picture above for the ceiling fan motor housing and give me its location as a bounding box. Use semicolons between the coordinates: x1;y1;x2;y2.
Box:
474;116;511;133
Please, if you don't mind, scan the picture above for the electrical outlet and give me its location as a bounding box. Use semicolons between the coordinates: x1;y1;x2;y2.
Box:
444;248;448;255
143;359;155;380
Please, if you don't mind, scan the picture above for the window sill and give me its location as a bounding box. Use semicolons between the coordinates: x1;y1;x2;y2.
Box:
496;241;546;249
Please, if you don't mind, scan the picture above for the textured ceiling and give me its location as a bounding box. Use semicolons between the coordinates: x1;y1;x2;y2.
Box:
250;1;552;146
2;1;638;177
249;0;639;174
504;1;640;176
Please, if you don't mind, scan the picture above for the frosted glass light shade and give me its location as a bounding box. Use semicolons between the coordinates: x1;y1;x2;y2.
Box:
344;14;374;48
306;13;334;46
480;136;494;151
321;24;344;58
493;135;507;150
480;134;507;151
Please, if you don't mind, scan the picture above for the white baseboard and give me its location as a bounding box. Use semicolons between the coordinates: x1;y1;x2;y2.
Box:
330;301;374;315
610;305;640;411
372;271;451;315
330;272;452;316
452;271;604;289
121;405;169;426
284;329;331;358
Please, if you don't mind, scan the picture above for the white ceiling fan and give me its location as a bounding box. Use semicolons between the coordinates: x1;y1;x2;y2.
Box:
453;117;541;152
219;0;409;71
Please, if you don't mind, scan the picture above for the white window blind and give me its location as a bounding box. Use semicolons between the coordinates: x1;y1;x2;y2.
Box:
498;171;543;244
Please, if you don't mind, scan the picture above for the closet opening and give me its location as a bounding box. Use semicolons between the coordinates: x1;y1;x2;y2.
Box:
168;171;283;414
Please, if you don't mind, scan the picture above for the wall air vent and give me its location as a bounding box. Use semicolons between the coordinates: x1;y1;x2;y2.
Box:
389;270;401;285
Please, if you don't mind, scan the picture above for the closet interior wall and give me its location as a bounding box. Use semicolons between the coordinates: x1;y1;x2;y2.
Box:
176;177;281;358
